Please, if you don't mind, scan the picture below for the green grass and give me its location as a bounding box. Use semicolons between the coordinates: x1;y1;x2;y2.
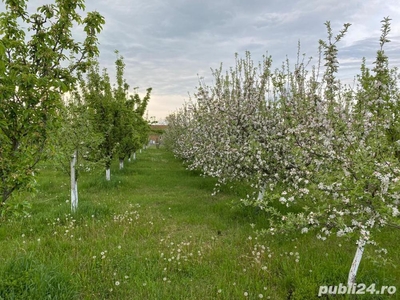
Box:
0;148;399;299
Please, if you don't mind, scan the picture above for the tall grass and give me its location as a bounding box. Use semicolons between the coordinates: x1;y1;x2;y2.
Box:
0;147;398;299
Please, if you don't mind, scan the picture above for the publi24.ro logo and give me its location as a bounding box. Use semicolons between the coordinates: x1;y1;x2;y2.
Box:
318;283;396;296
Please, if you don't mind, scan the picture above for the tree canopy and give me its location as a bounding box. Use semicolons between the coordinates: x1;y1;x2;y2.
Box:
0;0;105;203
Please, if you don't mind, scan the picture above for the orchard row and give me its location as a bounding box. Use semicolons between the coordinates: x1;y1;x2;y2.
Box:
164;19;400;285
0;0;151;205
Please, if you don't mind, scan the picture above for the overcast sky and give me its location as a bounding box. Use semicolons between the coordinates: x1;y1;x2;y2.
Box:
19;0;400;121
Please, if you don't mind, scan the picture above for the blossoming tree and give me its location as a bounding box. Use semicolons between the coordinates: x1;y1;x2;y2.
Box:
165;18;400;285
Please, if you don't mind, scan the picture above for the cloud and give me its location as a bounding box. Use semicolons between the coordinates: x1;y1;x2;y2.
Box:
19;0;400;120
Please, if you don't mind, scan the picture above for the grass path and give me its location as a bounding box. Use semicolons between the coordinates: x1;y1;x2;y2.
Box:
0;148;399;299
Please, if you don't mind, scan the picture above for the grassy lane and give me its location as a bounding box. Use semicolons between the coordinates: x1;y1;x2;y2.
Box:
0;148;399;299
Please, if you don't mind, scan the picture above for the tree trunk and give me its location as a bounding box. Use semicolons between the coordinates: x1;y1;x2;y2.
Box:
347;238;366;286
257;184;266;201
119;159;124;170
106;168;111;181
71;150;78;212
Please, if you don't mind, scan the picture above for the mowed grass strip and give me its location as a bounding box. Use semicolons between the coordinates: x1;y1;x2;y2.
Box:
0;147;399;299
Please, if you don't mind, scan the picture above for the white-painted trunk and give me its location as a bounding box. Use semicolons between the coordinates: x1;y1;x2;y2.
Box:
257;184;266;201
74;180;78;206
119;159;124;170
106;168;111;181
140;149;142;154
347;240;365;286
71;151;78;212
31;171;37;184
133;152;136;160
